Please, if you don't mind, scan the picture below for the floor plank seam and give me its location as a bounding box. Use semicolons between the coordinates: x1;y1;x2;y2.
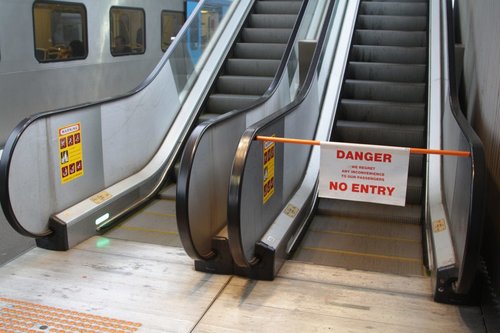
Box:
190;276;234;332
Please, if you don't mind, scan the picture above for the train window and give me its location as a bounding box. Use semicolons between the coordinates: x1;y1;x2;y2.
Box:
161;11;184;52
110;7;145;56
33;2;87;62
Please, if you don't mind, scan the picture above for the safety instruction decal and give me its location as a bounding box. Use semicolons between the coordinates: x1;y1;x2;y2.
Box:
263;139;275;204
59;122;84;184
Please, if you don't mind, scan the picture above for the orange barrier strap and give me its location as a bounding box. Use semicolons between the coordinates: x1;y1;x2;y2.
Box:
255;136;471;157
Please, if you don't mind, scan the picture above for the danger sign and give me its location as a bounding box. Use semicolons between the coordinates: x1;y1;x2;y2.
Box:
319;142;410;206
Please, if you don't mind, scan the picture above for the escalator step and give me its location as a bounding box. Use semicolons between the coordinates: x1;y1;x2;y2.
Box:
357;15;427;31
406;176;423;204
248;14;297;28
234;43;286;59
354;30;427;47
242;28;292;44
359;2;428;16
216;75;273;95
346;62;426;83
225;59;281;77
334;120;426;147
351;45;427;64
317;199;422;224
294;214;423;275
207;94;260;114
339;99;426;125
308;215;422;242
255;1;302;14
343;79;426;103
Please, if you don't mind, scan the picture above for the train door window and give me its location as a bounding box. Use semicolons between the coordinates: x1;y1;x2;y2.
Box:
110;7;145;56
161;11;184;52
33;2;87;62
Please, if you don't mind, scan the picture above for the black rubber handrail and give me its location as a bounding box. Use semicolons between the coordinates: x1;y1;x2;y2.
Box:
0;0;213;238
444;0;485;295
176;0;312;260
227;0;337;267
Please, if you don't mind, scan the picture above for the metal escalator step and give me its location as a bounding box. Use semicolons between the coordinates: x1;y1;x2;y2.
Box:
308;215;422;241
294;217;424;275
357;15;427;31
334;120;426;148
317;199;422;224
346;62;426;83
249;14;297;28
359;2;428;16
234;43;287;59
343;79;426;103
216;75;273;95
354;30;427;47
351;45;427;64
255;1;302;14
207;94;260;114
340;99;426;125
242;28;292;44
406;176;423;204
225;59;281;77
408;154;424;177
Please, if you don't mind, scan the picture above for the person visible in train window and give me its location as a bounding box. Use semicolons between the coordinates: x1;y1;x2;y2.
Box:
136;27;144;48
113;35;132;54
69;40;85;58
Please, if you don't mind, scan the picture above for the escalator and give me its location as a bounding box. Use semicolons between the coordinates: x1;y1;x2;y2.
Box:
176;0;341;274
107;0;306;246
0;0;308;250
293;0;428;276
226;0;485;304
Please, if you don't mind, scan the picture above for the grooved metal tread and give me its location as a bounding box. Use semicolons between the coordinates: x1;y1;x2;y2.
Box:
351;45;427;64
344;79;426;103
346;61;427;83
357;15;428;31
340;98;426;125
317;199;422;225
335;119;426;148
354;29;427;47
225;59;281;77
359;2;428;17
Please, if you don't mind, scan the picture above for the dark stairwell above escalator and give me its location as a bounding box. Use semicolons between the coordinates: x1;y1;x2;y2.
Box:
293;0;429;276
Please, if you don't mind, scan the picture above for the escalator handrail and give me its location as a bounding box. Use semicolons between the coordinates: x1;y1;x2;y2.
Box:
0;0;226;238
443;0;486;295
227;0;338;267
176;0;312;260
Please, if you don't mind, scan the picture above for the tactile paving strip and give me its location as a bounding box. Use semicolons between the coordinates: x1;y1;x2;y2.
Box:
0;297;142;333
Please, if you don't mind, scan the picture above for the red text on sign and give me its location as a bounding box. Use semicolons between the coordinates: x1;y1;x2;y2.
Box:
337;149;392;163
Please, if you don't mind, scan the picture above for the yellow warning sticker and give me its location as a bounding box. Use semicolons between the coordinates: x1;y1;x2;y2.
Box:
284;204;299;218
263;139;275;204
58;123;84;184
90;191;113;204
432;219;447;233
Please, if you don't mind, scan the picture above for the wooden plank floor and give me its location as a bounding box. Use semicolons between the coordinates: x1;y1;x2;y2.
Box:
0;237;486;332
